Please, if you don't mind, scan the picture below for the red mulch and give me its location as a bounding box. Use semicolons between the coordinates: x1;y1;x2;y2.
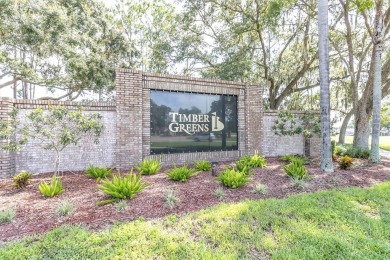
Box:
1;157;389;243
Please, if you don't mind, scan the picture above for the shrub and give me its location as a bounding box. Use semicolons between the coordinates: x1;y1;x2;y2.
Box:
335;146;347;156
38;176;64;197
98;171;148;205
85;163;113;180
56;200;74;217
283;161;307;180
250;150;267;168
0;208;15;224
335;144;370;159
339;155;353;170
236;150;266;172
252;183;268;194
345;146;370;159
280;154;297;162
135;159;161;175
236;159;251;175
214;188;225;199
12;170;32;188
331;140;336;155
165;190;179;209
166;165;196;182
193;160;212;171
281;155;306;165
215;167;250;189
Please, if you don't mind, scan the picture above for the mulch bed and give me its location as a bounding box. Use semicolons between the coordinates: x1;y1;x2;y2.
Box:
1;157;389;243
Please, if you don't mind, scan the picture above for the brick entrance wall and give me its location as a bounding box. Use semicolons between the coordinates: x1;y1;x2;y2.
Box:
0;70;321;179
115;69;264;170
0;99;116;179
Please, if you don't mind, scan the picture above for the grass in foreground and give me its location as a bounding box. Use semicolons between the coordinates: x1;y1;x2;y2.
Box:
1;183;390;259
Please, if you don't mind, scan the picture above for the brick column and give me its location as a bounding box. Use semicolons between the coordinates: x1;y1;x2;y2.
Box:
0;97;15;178
245;85;264;155
115;69;143;170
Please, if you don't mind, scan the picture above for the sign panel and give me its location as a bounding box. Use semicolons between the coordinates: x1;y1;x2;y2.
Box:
150;90;238;154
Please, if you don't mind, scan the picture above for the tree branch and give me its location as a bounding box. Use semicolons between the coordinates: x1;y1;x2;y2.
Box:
37;90;77;101
0;78;17;89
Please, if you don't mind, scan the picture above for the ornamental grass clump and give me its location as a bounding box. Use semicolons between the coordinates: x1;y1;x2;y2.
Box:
38;176;64;197
339;155;353;170
135;159;161;175
56;200;74;217
85;163;113;180
97;170;148;205
214;188;225;199
215;167;250;189
0;208;15;224
12;170;32;189
193;160;212;171
252;183;268;194
283;160;307;180
166;165;196;182
164;190;179;209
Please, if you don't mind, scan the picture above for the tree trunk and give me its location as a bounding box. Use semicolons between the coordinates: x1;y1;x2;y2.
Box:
54;149;61;176
354;102;371;148
317;0;334;172
338;110;353;144
370;1;383;163
13;75;17;99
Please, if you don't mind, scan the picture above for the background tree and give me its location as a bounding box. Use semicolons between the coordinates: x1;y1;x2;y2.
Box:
0;0;127;100
329;0;389;148
177;0;327;109
370;0;384;162
318;0;334;171
112;0;178;73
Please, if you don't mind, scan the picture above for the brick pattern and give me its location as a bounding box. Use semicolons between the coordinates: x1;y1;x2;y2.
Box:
14;110;116;174
115;68;263;166
13;99;115;111
262;111;305;156
1;69;320;178
245;85;264;155
237;89;246;154
263;111;321;157
0;98;15;179
146;151;240;165
115;69;143;169
0;98;116;178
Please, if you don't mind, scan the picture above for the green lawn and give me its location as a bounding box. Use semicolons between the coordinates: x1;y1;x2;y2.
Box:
1;183;390;259
332;135;390;151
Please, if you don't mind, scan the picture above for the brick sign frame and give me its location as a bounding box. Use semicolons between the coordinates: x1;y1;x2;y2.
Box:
115;69;264;170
